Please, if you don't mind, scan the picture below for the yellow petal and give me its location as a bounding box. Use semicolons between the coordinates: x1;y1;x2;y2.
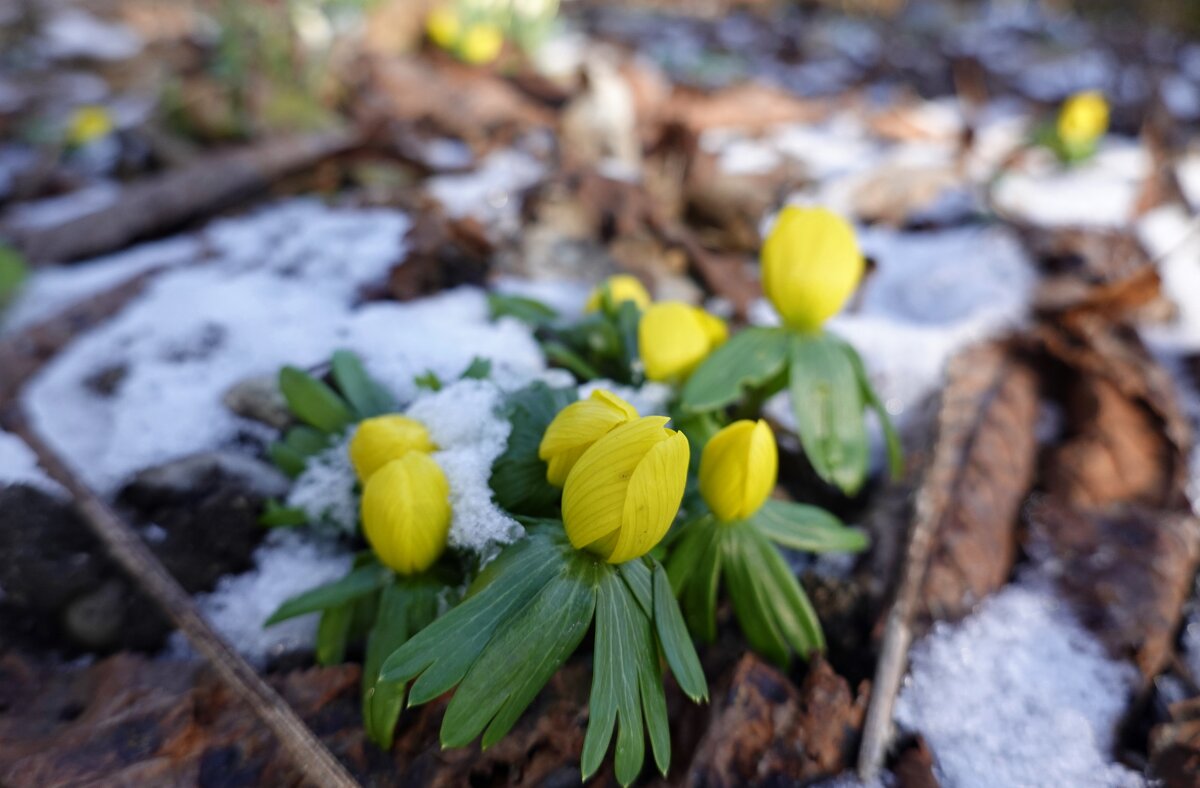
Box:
761;206;864;332
539;389;638;486
458;24;504;65
638;302;720;382
1057;91;1109;148
361;453;450;575
349;415;436;483
66;105;114;147
608;429;690;564
699;419;777;521
584;275;652;313
426;6;460;50
561;416;671;555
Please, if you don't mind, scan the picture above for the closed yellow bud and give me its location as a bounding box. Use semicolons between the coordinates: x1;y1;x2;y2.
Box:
426;6;460;50
699;419;778;522
562;416;689;564
584;275;652;313
761;206;864;332
361;452;451;575
639;302;728;383
66;105;114;147
1057;91;1108;149
349;415;436;483
458;24;504;65
539;389;639;487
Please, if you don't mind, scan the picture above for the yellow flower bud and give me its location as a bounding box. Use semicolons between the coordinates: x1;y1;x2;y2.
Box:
1057;91;1108;149
562;416;689;564
426;6;461;50
349;415;436;483
584;275;652;313
539;389;639;487
699;419;778;522
458;24;504;65
638;302;728;383
66;105;114;147
761;206;864;332
361;452;451;575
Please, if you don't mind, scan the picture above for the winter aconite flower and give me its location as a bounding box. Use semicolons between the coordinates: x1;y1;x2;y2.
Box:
539;389;638;486
639;302;728;382
362;452;450;575
699;419;778;522
426;6;461;50
349;415;436;483
562;416;689;564
1057;90;1108;151
66;105;114;147
458;23;504;65
585;274;651;313
761;206;864;332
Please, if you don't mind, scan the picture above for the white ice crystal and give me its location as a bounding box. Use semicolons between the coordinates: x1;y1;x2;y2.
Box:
895;581;1144;788
285;436;358;535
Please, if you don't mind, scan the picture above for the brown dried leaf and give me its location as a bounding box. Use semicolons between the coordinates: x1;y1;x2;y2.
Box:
916;341;1040;621
685;654;868;787
1150;697;1200;788
662;82;826;136
387;206;493;301
1025;499;1200;679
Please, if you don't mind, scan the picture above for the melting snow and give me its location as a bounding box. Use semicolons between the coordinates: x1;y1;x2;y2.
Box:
0;429;63;495
286;435;359;535
426;149;545;234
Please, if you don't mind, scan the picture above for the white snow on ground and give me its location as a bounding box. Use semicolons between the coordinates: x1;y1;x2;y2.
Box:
41;9;143;61
178;529;353;666
0;429;63;495
22;199;546;494
3;181;120;231
896;581;1144;788
406;379;523;557
426;149;545;234
286;435;358;535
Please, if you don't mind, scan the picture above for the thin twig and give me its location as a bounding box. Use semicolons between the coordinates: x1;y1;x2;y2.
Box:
2;406;360;788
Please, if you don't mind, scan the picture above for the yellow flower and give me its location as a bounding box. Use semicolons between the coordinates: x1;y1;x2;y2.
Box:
538;389;639;487
458;23;504;65
361;452;451;574
349;415;436;483
584;275;652;313
1057;91;1109;149
699;419;778;522
426;6;461;50
562;416;689;564
66;105;114;147
638;302;728;382
761;206;864;332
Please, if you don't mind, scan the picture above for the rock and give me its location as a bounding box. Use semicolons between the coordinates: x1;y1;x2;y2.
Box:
122;451;289;502
222;375;292;430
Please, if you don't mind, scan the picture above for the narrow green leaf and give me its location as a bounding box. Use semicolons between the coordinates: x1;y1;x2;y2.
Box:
489;382;577;516
637;640;671;778
267;442;307;478
618;559;653;619
316;603;353;665
279;366;353;433
331;350;395;418
615;300;643;384
285;425;330;456
753;500;868;553
487;291;559;326
259;500;309;527
542;340;604;381
594;570;645;787
652;562;708;703
788;333;869;495
745;527;824;657
0;245;27;307
681;327;790;414
414;370;442;391
265;563;391;625
677;520;722;642
460;356;492;380
664;517;714;596
363;583;411;748
724;528;789;667
838;336;904;479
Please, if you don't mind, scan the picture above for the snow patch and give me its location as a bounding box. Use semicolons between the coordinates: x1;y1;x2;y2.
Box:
0;429;63;495
896;581;1143;788
426;149;545;233
42;9;143;61
286;436;359;535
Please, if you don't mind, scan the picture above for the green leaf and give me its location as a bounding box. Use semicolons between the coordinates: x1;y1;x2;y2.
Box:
754;500;868;553
618;559;653;619
331;350;395;418
279;366;353;433
265;563;392;625
591;569;646;786
669;518;722;642
267;442;307;478
487;291;558;326
615;300;643;384
259;500;309;527
652;562;707;703
724;528;789;667
664;516;713;595
440;557;598;749
681;327;790;414
837;336;904;480
284;425;330;456
0;245;27;307
414;370;442;391
745;526;824;658
460;356;492;380
379;533;562;703
363;580;439;748
788;333;869;495
489;382;577;516
316;603;353;665
542;340;604;381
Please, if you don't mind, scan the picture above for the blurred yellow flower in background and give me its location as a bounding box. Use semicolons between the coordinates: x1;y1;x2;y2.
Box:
562;416;689;564
1057;90;1109;150
349;415;436;483
539;389;639;486
639;302;727;382
458;23;504;64
66;105;114;147
361;451;451;574
584;274;652;313
699;419;778;522
761;206;863;332
426;6;461;50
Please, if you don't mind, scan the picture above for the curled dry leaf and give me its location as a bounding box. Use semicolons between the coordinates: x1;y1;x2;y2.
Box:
387;205;493;301
685;654;868;787
1149;696;1200;788
1025;498;1200;680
